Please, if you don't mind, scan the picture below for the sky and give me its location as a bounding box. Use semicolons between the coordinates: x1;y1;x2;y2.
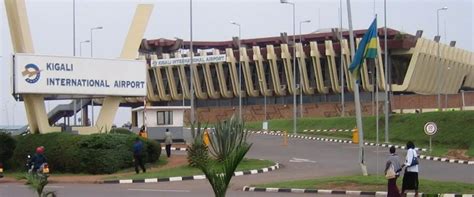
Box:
0;0;473;126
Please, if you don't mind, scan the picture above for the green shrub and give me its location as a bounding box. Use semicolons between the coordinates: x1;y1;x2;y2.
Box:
144;139;161;163
187;124;209;167
187;142;209;167
12;132;161;174
210;118;249;162
109;128;134;135
75;134;133;174
0;132;16;168
193;117;252;197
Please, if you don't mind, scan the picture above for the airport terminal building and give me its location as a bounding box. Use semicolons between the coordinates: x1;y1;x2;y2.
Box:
130;28;474;124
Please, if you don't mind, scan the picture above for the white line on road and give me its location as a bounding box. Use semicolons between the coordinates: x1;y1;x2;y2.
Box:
342;146;359;149
127;189;191;193
289;158;317;163
46;186;65;188
15;185;65;189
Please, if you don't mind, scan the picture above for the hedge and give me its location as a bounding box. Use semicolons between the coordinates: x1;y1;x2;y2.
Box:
12;132;161;174
0;132;16;168
109;128;134;135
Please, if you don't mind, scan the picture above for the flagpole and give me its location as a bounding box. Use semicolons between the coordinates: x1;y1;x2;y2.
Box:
383;0;389;143
339;0;345;117
347;0;367;176
375;29;380;178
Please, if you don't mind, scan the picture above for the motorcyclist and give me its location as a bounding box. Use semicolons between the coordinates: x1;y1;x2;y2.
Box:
30;146;47;174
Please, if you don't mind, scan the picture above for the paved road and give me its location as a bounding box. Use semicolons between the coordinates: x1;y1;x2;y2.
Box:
1;134;472;197
244;134;474;184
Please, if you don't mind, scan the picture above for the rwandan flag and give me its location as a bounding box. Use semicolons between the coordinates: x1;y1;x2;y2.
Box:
348;18;378;81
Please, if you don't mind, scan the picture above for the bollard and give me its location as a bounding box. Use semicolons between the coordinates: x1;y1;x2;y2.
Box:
282;131;288;146
352;127;359;144
203;130;210;147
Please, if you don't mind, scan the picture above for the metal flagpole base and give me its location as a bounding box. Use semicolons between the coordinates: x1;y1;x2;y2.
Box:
360;163;368;176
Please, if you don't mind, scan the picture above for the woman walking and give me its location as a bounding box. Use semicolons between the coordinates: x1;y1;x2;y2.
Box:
401;141;419;196
385;146;402;197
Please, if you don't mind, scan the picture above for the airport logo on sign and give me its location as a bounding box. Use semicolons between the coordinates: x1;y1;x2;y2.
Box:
22;63;41;84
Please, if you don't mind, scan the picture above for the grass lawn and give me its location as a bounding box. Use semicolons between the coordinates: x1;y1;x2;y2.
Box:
104;158;275;180
3;158;169;180
254;175;474;194
246;111;474;157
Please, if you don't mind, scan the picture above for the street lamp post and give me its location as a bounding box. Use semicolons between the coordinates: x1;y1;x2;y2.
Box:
436;7;447;111
90;26;103;126
259;80;267;130
299;19;310;118
79;40;90;126
182;76;185;107
189;0;195;123
281;0;297;135
90;26;103;58
79;40;90;57
230;21;242;121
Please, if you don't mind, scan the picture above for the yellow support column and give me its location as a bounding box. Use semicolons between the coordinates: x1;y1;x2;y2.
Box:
6;0;59;133
74;4;154;134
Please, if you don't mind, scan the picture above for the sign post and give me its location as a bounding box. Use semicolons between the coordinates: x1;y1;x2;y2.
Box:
424;122;438;153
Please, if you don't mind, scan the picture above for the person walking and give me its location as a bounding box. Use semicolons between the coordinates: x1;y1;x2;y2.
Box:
203;128;210;147
401;141;419;196
138;125;148;139
385;146;402;197
133;138;146;174
164;128;173;158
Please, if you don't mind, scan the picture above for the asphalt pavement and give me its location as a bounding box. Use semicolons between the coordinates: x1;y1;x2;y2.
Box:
1;134;472;197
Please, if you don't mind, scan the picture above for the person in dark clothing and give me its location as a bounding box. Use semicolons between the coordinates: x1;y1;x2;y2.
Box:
133;138;146;174
30;146;47;173
401;141;419;196
385;146;402;197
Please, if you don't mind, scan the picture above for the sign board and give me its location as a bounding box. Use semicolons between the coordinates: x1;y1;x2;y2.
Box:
424;122;437;136
151;54;226;67
262;121;268;130
13;53;147;96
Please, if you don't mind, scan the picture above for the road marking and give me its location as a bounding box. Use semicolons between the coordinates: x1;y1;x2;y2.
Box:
46;186;65;188
127;189;191;193
342;146;359;149
289;158;317;163
15;185;65;189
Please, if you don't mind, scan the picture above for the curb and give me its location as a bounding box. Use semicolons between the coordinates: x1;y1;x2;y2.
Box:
242;186;474;197
248;130;474;165
102;163;280;184
161;147;188;151
248;130;427;151
303;129;351;132
419;155;474;165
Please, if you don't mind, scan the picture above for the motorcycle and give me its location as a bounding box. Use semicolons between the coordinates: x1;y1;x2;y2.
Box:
0;162;4;178
26;154;50;179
